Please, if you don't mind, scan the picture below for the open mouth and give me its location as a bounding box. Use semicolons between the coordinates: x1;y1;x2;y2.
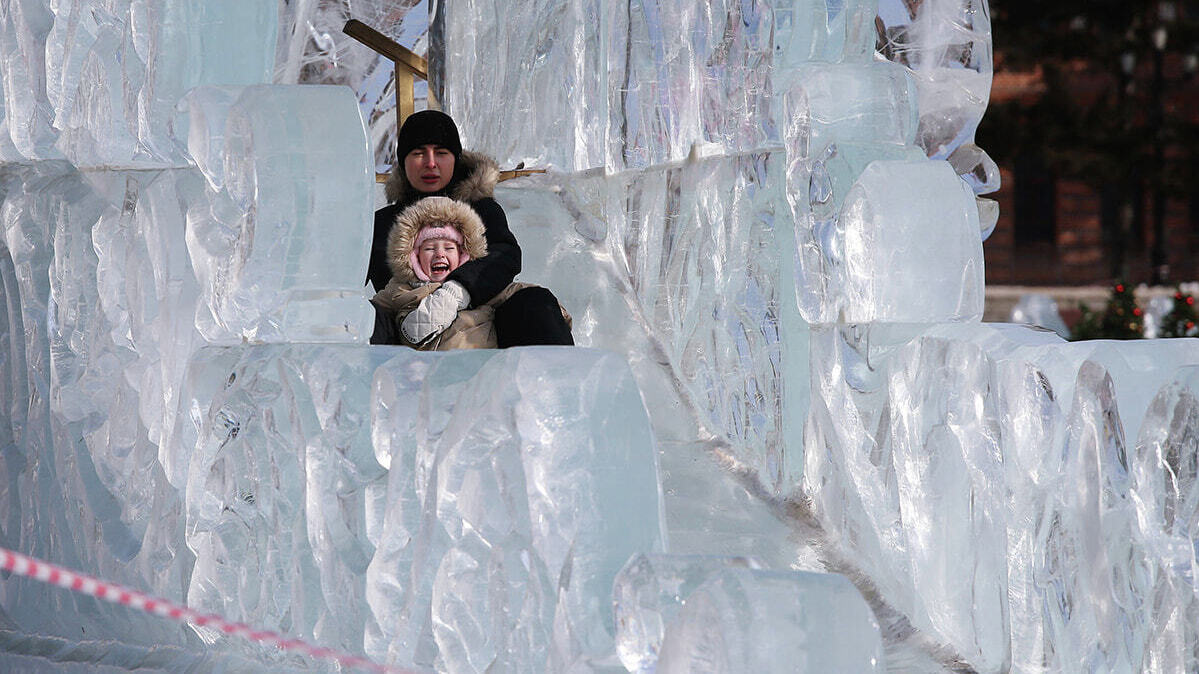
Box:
431;262;450;273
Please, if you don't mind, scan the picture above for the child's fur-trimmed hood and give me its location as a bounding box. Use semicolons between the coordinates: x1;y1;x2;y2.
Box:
386;196;489;285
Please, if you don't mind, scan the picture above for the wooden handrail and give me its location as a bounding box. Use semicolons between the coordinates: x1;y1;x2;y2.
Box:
345;19;547;185
343;19;435;128
498;168;547;182
343;20;428;78
375;168;548;184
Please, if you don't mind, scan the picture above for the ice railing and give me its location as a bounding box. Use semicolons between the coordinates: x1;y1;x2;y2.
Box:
3;0;1199;672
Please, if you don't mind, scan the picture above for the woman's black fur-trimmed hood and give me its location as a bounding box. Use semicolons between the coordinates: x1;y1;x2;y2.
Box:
385;151;500;205
386;196;489;285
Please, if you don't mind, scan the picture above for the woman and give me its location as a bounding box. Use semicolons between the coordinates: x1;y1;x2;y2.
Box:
368;110;572;347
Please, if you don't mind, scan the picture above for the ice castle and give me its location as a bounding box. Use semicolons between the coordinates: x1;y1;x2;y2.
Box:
2;1;1198;671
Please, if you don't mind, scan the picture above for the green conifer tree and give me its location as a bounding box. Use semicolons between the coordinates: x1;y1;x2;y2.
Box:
1071;281;1143;340
1159;288;1198;338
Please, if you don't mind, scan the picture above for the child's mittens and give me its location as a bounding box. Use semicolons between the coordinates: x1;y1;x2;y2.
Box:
401;280;471;344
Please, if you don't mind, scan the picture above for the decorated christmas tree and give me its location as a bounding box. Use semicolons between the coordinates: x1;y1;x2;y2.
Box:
1158;288;1199;339
1071;281;1144;340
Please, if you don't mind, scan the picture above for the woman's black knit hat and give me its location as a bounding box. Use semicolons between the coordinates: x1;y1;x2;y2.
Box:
396;110;462;161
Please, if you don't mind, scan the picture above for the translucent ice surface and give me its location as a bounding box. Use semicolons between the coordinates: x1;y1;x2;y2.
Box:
783;62;920;161
1130;367;1199;673
185;85;375;343
365;347;663;671
774;0;878;67
802;143;927;322
0;0;59;160
7;1;1199;673
442;1;912;172
489;156;809;492
47;0;277;167
1010;292;1070;338
656;567;885;673
877;0;993;160
612;553;763;672
806;324;1199;671
836;160;984;323
180;344;663;670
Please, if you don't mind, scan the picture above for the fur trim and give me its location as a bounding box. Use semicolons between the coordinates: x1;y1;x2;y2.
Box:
448;152;500;202
385;151;500;204
386;196;489;284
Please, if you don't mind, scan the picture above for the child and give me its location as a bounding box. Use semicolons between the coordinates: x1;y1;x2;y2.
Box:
370;196;569;349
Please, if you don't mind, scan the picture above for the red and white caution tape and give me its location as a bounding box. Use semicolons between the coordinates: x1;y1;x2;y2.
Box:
0;546;418;673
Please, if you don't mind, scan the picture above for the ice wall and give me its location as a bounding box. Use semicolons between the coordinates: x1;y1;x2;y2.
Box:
452;0;995;493
4;1;1199;673
444;0;1199;671
804;325;1199;670
177;345;664;670
1;0;383;667
1;1;876;670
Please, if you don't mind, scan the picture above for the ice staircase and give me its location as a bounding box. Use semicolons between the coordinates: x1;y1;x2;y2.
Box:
0;90;888;669
5;2;1199;673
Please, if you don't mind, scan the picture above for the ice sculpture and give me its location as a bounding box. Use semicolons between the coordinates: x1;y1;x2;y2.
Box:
1010;292;1070;338
784;62;920;159
4;0;1199;673
0;0;59;161
805;325;1199;670
612;553;764;671
366;347;663;670
1131;367;1199;672
877;0;993;161
656;567;885;673
273;0;431;168
178;344;662;669
47;0;277;167
835;159;983;322
183;84;375;343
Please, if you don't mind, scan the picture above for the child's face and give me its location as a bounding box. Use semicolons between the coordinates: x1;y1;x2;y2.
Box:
418;238;461;282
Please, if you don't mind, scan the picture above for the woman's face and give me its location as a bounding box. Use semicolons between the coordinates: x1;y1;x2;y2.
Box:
418;238;461;282
405;144;455;193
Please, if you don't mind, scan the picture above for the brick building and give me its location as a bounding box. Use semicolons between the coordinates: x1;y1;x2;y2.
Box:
984;168;1198;286
980;42;1199;288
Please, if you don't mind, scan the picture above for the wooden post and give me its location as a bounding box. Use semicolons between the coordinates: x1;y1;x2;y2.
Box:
343;18;431;128
395;64;415;124
343;18;541;184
